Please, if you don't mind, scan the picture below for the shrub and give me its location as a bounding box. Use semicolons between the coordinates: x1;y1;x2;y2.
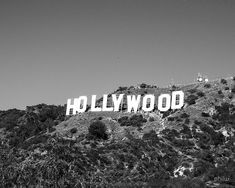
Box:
187;88;197;94
224;86;230;90
118;116;129;126
185;95;198;105
218;90;223;95
167;116;175;121
228;93;233;99
197;91;205;97
180;124;192;138
162;110;171;118
201;112;210;117
118;115;147;127
204;83;211;88
129;114;147;127
149;117;155;122
88;121;108;140
70;127;77;134
140;83;147;88
220;78;227;85
171;85;178;91
117;86;127;92
232;86;235;93
180;113;190;118
184;118;190;124
194;120;202;125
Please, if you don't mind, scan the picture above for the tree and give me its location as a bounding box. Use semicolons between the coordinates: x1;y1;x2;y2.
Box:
88;121;108;140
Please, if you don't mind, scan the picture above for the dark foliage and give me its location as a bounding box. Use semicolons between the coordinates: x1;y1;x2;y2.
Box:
197;91;205;97
118;115;147;127
148;117;155;122
201;112;210;117
187;88;198;94
1;104;65;147
232;86;235;93
140;83;147;88
88;121;108;140
70;127;77;134
184;118;190;125
218;90;223;95
220;79;227;85
204;83;211;88
117;86;128;92
185;95;199;105
167;116;175;121
0;109;25;129
180;112;190;118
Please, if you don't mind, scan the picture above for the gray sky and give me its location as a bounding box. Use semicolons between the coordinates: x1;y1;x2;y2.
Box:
0;0;235;110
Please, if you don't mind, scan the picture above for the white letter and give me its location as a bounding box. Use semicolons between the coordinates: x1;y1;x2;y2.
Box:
127;95;141;113
91;95;102;112
171;91;184;109
77;96;88;113
112;94;124;111
102;94;114;111
66;98;79;115
158;94;171;112
66;96;88;115
142;94;155;112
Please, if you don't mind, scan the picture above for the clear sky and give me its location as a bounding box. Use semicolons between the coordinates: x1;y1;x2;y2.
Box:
0;0;235;110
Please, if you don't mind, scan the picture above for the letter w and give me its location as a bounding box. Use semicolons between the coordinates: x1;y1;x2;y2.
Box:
127;95;141;113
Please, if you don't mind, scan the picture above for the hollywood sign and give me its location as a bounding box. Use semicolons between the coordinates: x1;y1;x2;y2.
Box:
66;91;184;115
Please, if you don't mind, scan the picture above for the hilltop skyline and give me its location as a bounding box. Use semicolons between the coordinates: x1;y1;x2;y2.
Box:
1;0;235;110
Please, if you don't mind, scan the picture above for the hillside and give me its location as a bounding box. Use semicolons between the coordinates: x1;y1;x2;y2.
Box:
0;77;235;187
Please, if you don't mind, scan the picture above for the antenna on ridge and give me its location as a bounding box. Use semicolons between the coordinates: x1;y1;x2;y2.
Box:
197;73;209;83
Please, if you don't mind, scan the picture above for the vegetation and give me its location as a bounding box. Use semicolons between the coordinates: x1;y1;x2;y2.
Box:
0;79;234;187
204;83;211;88
118;114;147;127
220;78;227;84
88;120;108;140
185;95;198;105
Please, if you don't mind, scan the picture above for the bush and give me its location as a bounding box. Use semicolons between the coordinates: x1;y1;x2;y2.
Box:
224;86;230;90
118;116;129;126
140;83;147;88
117;86;127;92
228;93;233;99
204;83;211;88
218;90;223;95
171;85;178;91
180;113;190;118
129;114;147;127
201;112;210;117
184;118;190;124
185;95;198;105
88;121;108;140
232;86;235;93
70;127;77;134
149;117;155;122
194;120;202;125
187;88;198;94
118;115;147;127
220;78;227;84
167;117;175;121
197;91;205;97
